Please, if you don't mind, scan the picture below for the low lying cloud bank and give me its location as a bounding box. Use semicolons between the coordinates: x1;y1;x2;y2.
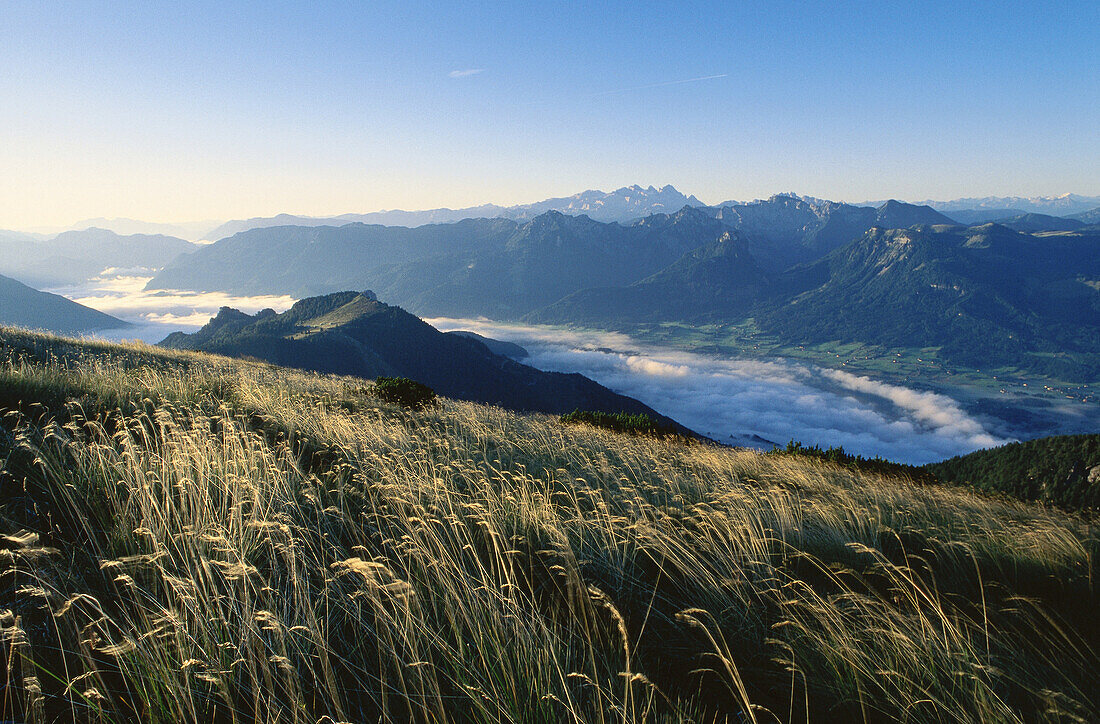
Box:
44;273;1009;465
48;273;297;342
426;318;1012;465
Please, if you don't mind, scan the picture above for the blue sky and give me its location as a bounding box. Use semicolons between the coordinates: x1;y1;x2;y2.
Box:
1;1;1097;226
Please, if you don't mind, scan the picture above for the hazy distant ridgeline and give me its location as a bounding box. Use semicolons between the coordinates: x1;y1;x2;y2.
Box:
203;183;704;239
0;227;197;287
7;186;1098;245
201;187;1100;241
919;192;1100;217
993;212;1088;233
1;326;1097;722
1071;207;1100;225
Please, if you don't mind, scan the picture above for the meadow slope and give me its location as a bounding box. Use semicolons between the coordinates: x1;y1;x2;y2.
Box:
0;327;1097;723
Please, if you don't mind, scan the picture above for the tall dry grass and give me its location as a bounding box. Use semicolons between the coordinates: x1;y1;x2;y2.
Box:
0;327;1097;722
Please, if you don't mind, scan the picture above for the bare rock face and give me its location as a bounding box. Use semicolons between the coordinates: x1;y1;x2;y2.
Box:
1088;464;1100;486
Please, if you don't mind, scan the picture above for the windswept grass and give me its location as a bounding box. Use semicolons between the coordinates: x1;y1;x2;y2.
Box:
0;326;1097;722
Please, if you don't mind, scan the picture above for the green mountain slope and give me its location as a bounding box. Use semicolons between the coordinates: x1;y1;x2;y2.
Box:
528;231;771;325
534;222;1100;379
160;291;688;426
926;434;1100;509
0;273;130;333
760;224;1100;375
994;213;1086;232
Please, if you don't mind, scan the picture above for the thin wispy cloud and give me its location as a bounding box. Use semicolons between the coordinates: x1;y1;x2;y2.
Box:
592;73;728;97
448;68;485;78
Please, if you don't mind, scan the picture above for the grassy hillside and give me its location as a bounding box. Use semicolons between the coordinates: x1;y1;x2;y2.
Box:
1;327;1098;722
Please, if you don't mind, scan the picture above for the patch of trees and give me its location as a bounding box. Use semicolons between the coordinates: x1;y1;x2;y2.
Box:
371;377;437;410
560;409;683;439
773;440;934;482
925;434;1100;510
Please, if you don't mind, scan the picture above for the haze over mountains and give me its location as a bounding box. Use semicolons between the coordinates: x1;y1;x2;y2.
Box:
19;218;218;242
202;184;706;240
3;185;1095;386
138;191;1099;390
6;185;1098;244
147;195;954;299
921;193;1100;217
0;227;198;288
193;188;1100;241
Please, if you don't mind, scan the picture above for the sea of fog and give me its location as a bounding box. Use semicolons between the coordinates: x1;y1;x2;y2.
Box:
426;318;1012;465
47;272;297;343
57;272;1011;465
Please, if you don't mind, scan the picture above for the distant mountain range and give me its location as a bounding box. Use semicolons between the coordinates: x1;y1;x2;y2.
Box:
918;193;1100;217
19;218;219;242
758;224;1100;372
0;227;198;288
535;222;1100;379
0;273;130;334
8;186;1099;243
189;189;1100;241
1071;208;1100;225
994;213;1086;233
146;196;952;312
202;184;704;240
160;291;689;428
701;195;955;269
146;192;1100;380
6;184;1098;385
149;207;730;317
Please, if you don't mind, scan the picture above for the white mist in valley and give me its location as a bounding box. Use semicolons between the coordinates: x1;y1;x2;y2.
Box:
427;317;1012;465
47;271;297;343
56;272;1011;464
